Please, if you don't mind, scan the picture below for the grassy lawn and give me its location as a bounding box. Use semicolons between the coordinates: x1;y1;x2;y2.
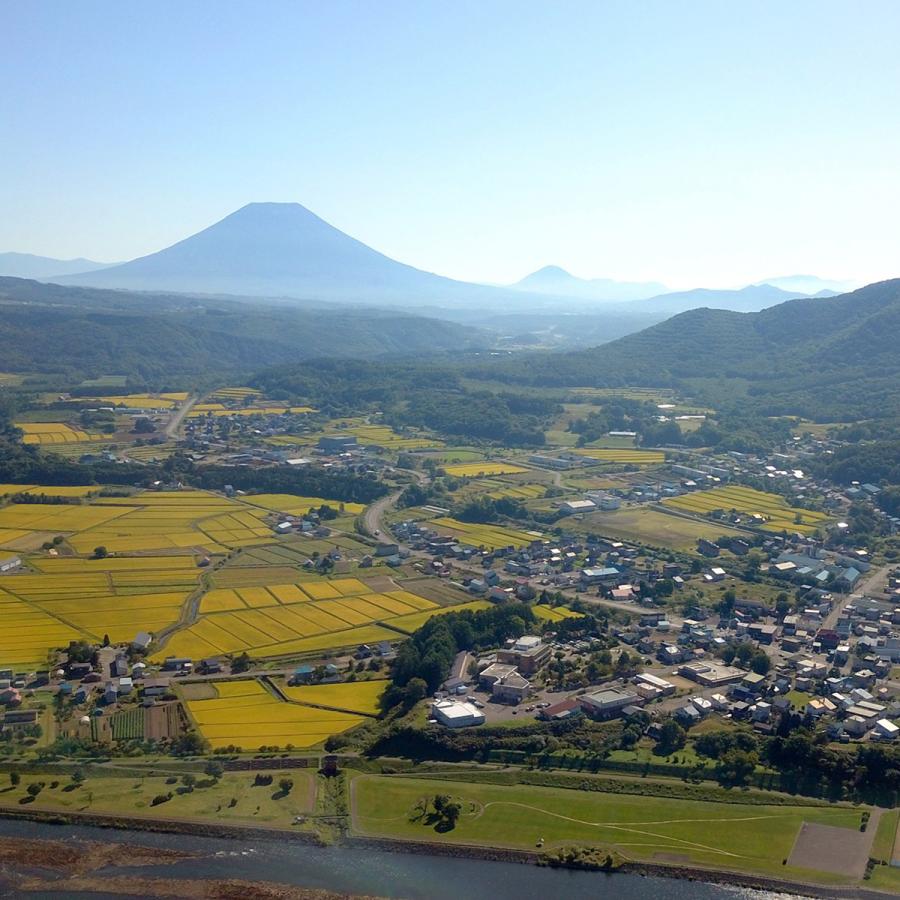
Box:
0;770;315;826
872;808;900;862
570;506;743;550
351;774;862;880
868;863;900;892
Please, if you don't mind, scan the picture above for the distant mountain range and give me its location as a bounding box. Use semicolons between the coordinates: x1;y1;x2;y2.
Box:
510;265;667;302
508;278;900;419
0;252;116;280
56;202;526;308
757;274;858;295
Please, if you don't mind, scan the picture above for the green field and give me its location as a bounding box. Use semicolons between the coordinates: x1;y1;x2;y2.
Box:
351;774;862;880
0;770;315;826
571;506;743;549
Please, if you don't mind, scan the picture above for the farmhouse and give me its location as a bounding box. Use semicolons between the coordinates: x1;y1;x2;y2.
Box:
0;556;22;573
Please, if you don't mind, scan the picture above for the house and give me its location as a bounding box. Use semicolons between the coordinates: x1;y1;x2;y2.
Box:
675;704;702;726
697;539;720;558
103;683;118;705
0;555;22;573
111;656;129;677
580;566;620;586
561;499;597;515
874;719;899;741
539;697;583;721
199;658;222;675
132;632;153;652
161;657;193;672
117;676;133;694
748;623;778;644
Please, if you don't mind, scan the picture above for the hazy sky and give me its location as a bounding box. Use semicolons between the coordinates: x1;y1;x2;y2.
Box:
2;1;899;288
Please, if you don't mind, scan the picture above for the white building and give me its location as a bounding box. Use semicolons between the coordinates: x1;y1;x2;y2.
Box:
431;700;485;728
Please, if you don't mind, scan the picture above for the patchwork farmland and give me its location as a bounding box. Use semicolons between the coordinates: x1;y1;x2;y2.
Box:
572;448;665;464
15;422;105;445
662;484;831;535
430;517;539;550
186;679;365;750
155;577;455;661
443;462;528;477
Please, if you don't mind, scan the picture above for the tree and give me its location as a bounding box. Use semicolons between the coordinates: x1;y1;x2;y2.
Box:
432;793;450;813
10;771;20;787
133;417;156;434
102;633;110;647
442;800;461;828
750;652;771;675
404;677;428;706
93;545;108;559
279;777;294;795
26;782;43;797
655;720;687;755
231;651;252;674
204;760;224;781
181;773;197;791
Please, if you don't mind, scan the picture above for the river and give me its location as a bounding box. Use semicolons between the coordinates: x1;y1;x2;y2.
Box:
0;818;808;900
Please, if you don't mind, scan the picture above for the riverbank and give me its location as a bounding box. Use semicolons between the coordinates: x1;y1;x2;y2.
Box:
0;802;892;899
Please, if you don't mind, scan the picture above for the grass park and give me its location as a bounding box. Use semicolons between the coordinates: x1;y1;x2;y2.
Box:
350;774;866;882
572;506;744;550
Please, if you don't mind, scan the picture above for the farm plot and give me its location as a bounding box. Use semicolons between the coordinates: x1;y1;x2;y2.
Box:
280;679;387;715
0;588;84;668
663;485;831;535
66;490;250;553
430;517;539;550
443;462;528;477
156;579;445;662
382;600;492;633
15;422;105;445
573;448;665;465
241;493;365;517
98;394;178;409
186;679;364;750
532;605;581;623
339;424;442;450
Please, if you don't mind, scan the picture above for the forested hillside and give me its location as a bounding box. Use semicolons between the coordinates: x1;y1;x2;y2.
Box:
486;279;900;420
0;277;487;382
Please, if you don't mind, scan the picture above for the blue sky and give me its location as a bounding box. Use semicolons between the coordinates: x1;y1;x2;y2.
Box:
2;1;899;288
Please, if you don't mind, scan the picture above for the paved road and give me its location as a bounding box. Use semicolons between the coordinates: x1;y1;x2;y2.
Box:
361;490;401;539
821;563;891;630
164;395;197;439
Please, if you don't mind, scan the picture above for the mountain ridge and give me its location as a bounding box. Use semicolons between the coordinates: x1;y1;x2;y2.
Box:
0;251;117;280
